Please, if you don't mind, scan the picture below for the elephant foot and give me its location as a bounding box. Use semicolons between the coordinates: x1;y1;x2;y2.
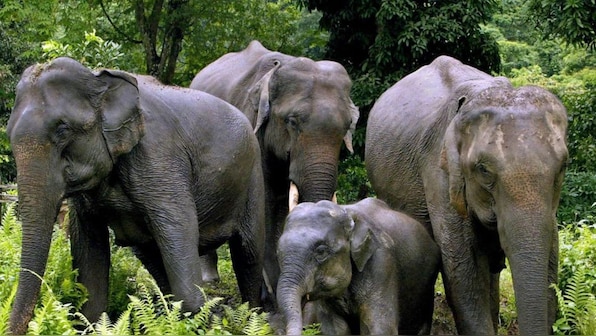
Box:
199;252;220;282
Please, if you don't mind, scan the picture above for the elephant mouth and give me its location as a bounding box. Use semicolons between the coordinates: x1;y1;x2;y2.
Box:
288;181;338;212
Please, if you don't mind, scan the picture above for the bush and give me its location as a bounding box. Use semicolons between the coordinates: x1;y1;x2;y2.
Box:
554;224;596;334
558;170;596;225
337;154;372;204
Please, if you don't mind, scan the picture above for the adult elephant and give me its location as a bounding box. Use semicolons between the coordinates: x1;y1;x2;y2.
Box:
7;57;265;335
190;40;359;301
365;56;568;335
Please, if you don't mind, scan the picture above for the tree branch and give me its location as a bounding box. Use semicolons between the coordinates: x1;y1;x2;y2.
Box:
98;0;142;44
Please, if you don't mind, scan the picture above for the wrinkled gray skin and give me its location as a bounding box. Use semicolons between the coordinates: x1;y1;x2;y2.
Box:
190;40;359;303
7;57;265;335
365;56;568;335
277;198;440;335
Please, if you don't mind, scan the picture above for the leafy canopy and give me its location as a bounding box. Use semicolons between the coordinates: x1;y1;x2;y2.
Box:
527;0;596;50
296;0;502;78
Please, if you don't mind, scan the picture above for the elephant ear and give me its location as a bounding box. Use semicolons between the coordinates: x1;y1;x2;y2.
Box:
96;69;145;162
343;100;360;154
249;60;281;134
440;96;467;218
349;214;380;273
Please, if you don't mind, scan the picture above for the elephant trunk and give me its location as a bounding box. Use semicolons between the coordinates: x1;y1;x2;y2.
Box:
9;146;64;335
291;146;339;204
499;209;555;336
277;259;309;335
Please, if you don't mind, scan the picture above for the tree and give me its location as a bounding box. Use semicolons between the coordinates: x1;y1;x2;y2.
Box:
96;0;191;83
95;0;318;85
527;0;596;50
296;0;501;78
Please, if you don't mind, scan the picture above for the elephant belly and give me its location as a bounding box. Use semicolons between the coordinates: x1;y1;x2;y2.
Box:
109;214;153;247
88;186;154;247
197;216;237;251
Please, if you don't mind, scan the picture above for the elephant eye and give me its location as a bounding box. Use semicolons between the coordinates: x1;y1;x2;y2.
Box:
476;163;489;175
314;244;331;264
52;122;71;146
474;162;495;187
285;116;299;130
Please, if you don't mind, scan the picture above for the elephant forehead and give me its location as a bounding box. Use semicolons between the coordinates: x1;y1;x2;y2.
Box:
465;118;566;165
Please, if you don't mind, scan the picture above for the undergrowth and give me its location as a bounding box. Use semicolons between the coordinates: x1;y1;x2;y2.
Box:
0;202;271;335
2;199;595;335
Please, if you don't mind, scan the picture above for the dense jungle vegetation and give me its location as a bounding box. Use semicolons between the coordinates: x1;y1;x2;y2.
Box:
0;0;595;334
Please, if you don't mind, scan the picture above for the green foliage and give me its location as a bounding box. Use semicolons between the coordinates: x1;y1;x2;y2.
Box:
497;40;539;76
558;224;596;297
526;0;596;50
41;30;125;69
553;267;596;335
78;310;132;335
337;154;372;204
107;243;147;317
218;302;272;335
497;267;518;335
298;0;501;78
0;203;272;334
558;171;596;225
127;280;192;334
28;287;77;335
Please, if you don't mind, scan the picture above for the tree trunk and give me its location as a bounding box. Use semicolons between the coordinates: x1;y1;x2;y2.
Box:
133;0;191;84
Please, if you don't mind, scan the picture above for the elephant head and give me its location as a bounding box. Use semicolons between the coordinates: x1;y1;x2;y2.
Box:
440;85;568;334
276;200;379;335
7;57;144;334
247;54;359;204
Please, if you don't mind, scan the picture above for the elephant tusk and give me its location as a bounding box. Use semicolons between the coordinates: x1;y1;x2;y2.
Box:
289;182;299;212
332;192;337;204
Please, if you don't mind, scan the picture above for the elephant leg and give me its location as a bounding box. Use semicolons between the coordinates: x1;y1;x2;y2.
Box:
436;216;494;334
146;194;204;313
132;242;171;293
229;233;264;308
316;301;352;335
69;210;110;323
261;181;287;310
359;299;399;335
199;251;220;282
490;272;500;334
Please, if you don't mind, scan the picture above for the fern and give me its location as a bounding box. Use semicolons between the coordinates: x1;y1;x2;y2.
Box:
28;284;76;335
0;282;17;335
129;282;161;334
187;289;224;334
77;310;132;335
241;308;272;335
217;301;270;335
553;267;596;335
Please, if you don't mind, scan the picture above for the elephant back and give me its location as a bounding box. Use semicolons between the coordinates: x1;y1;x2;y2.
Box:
190;41;292;111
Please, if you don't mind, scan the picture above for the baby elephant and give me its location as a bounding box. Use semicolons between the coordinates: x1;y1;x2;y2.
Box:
276;198;441;335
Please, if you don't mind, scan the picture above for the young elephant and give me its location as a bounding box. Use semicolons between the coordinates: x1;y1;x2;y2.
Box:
276;198;440;335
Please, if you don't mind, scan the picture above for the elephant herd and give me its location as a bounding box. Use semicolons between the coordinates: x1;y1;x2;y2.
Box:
7;40;568;335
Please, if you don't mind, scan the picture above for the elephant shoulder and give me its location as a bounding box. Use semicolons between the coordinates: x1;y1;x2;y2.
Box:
428;55;494;88
243;40;270;57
